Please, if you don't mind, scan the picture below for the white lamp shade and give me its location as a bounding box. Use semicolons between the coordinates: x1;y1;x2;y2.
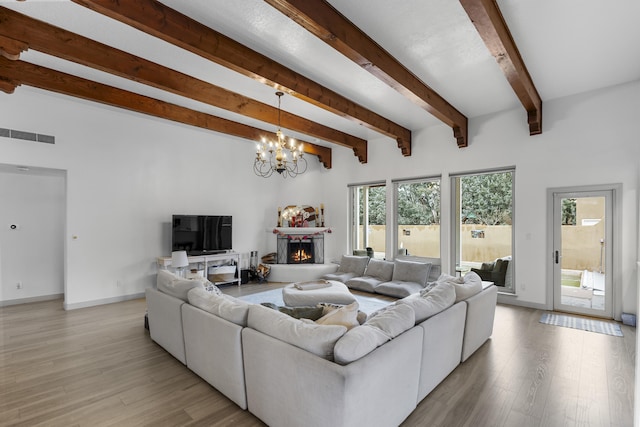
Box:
171;250;189;268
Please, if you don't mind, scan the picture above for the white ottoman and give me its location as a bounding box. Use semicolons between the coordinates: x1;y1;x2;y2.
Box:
282;280;357;307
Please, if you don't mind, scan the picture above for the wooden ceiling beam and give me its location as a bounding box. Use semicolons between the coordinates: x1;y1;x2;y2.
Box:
0;7;358;162
70;0;407;157
0;57;332;169
264;0;469;148
0;34;28;60
460;0;542;135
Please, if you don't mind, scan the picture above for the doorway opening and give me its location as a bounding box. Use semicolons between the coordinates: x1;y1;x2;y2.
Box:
548;185;621;319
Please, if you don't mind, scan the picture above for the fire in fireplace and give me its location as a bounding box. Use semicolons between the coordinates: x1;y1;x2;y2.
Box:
288;239;314;264
276;234;324;264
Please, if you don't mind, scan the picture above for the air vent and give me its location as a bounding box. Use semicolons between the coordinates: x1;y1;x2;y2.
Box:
0;127;55;144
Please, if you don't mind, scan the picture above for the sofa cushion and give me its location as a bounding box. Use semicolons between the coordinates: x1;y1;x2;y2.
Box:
374;281;424;298
345;258;394;292
187;287;251;326
336;255;369;275
157;269;206;301
316;301;360;329
436;272;483;302
396;282;456;324
391;259;431;286
322;271;358;283
345;276;385;293
247;304;347;360
363;258;394;281
333;304;415;364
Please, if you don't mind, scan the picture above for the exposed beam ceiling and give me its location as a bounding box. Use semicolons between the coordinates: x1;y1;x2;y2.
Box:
0;7;353;165
70;0;410;157
0;57;333;169
264;0;469;147
460;0;542;135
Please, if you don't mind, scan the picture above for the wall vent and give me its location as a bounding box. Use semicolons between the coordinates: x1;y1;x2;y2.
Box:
0;127;55;144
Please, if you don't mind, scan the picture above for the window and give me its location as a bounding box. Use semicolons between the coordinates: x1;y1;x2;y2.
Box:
349;182;386;258
393;177;440;258
451;169;515;292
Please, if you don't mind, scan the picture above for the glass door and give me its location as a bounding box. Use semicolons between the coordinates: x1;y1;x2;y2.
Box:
552;191;612;317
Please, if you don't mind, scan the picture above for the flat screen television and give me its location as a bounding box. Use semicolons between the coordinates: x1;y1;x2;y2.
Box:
171;215;232;255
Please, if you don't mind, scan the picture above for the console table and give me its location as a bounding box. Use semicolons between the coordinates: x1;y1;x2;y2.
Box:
157;252;241;286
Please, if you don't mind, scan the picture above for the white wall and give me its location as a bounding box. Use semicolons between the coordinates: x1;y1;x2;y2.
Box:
0;87;326;308
0;167;65;303
324;80;640;315
0;80;637;313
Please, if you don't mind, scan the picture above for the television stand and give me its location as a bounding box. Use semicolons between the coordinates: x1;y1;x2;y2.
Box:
157;251;241;287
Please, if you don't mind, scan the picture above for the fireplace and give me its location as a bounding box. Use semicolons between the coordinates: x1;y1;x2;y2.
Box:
277;234;325;264
287;239;314;264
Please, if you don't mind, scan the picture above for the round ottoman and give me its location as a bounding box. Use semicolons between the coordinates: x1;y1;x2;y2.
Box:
282;280;357;307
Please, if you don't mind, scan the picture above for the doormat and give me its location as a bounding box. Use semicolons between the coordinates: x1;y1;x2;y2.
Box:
539;312;623;337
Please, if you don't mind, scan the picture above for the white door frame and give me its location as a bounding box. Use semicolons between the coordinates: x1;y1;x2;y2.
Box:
546;184;623;320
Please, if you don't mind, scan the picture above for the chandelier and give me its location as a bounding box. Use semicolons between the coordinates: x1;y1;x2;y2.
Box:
254;92;307;178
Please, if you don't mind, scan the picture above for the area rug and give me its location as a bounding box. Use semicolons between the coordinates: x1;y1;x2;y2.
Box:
238;287;392;315
539;312;623;337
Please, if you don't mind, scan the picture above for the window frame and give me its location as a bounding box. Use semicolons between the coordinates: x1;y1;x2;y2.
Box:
450;167;516;293
348;181;386;258
392;175;442;260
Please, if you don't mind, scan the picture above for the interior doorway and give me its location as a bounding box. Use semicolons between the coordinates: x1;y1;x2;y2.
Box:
548;185;619;319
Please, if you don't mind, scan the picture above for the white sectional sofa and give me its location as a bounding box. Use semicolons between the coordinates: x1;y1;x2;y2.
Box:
146;267;497;427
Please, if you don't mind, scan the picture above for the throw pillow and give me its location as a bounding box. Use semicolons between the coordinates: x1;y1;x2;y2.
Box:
362;258;394;281
187;287;250;326
247;304;347;360
261;303;324;320
157;269;206;301
316;301;360;329
397;282;456;323
391;259;432;286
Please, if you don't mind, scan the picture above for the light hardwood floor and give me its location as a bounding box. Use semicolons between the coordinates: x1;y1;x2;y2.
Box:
0;284;635;426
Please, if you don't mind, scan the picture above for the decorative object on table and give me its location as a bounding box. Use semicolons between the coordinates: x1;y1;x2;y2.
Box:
254;92;307;178
320;203;325;227
280;205;317;228
171;250;189;277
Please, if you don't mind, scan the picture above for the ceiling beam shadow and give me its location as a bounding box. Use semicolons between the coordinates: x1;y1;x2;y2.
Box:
0;57;332;169
264;0;469;148
70;0;404;158
460;0;542;135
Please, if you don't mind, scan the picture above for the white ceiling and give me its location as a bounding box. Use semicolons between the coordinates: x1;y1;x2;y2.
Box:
2;0;639;146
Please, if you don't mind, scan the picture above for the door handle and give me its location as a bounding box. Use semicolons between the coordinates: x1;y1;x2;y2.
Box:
554;250;559;264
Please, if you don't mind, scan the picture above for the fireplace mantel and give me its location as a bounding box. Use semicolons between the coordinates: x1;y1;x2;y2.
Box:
271;227;330;235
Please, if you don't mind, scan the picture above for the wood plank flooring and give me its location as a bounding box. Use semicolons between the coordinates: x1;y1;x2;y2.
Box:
0;284;635;426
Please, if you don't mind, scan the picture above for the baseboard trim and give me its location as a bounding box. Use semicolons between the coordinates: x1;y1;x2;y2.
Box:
497;294;547;310
64;292;145;310
0;293;64;307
